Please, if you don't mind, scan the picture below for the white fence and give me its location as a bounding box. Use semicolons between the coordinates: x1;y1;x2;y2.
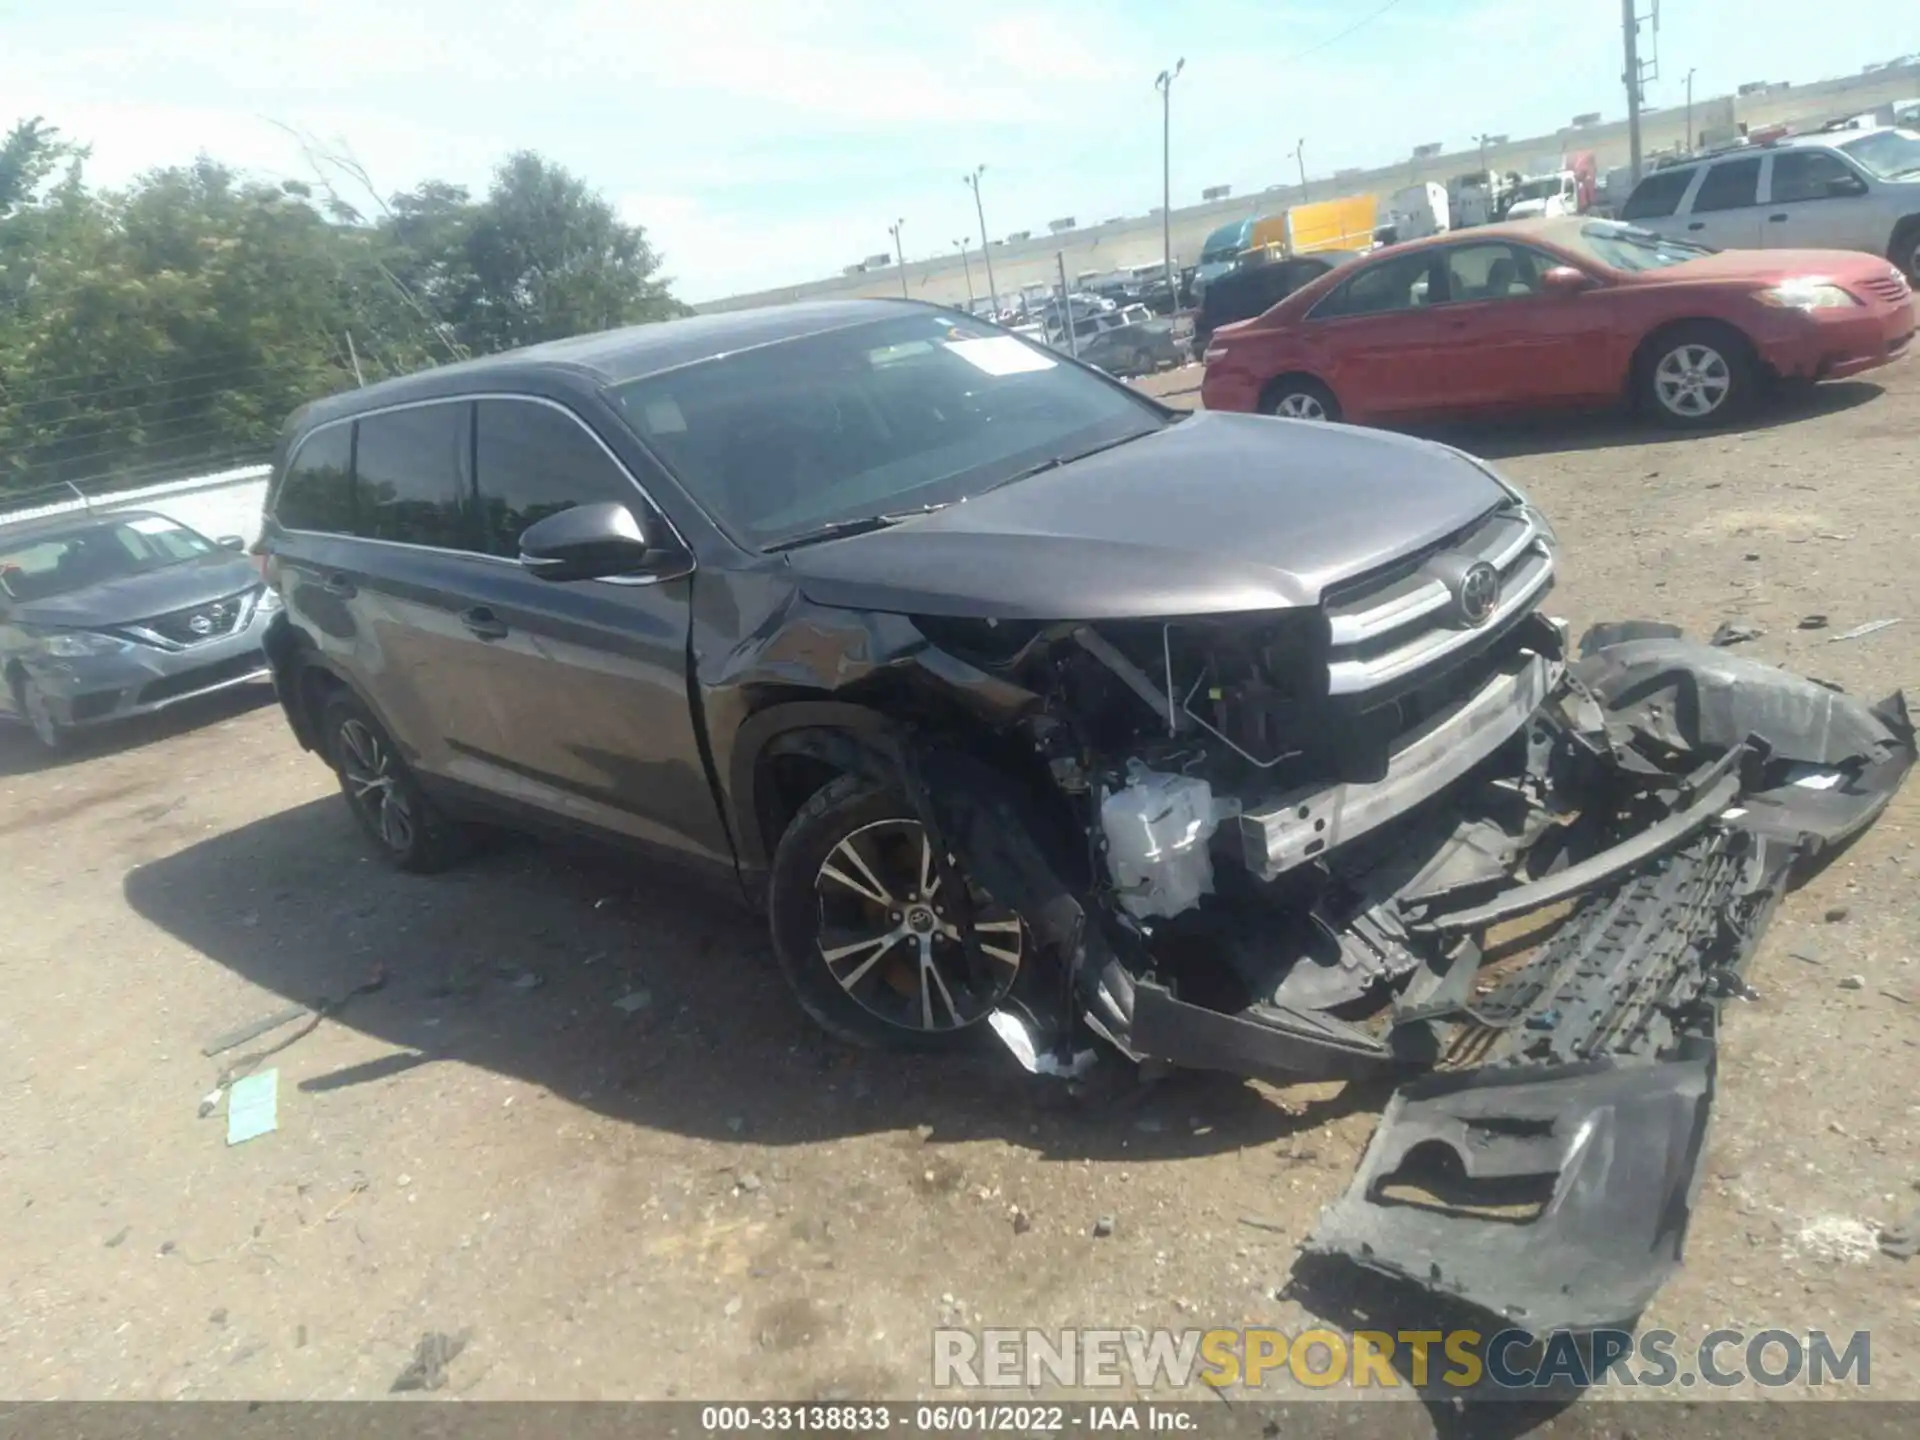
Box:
1;464;273;547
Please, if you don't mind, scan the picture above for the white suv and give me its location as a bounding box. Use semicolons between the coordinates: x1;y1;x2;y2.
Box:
1619;127;1920;281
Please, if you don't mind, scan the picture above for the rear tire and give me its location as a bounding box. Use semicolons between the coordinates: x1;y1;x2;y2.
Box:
320;691;466;873
1259;376;1341;422
1639;322;1754;429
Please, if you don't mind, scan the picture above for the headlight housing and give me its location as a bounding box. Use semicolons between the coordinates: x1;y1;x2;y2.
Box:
32;629;128;658
1756;281;1859;311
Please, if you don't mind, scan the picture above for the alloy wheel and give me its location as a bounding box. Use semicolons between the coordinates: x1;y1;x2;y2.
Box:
1273;391;1329;421
812;818;1022;1034
1653;343;1732;418
336;717;415;854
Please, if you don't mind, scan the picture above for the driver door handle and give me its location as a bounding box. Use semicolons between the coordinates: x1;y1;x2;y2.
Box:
322;571;356;598
1686;221;1706;231
1768;213;1788;222
460;606;509;641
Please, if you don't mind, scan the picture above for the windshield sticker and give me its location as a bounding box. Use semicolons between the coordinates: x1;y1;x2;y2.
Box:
126;515;182;534
944;337;1057;376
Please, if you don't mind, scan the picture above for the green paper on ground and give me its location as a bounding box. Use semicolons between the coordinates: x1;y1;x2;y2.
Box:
226;1069;280;1145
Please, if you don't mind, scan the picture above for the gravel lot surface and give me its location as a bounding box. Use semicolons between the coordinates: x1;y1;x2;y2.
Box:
4;351;1917;1421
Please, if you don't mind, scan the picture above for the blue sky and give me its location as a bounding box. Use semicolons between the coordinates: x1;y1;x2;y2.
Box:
3;1;1913;301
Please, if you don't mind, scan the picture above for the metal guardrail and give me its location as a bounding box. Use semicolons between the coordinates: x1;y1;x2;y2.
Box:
0;463;272;528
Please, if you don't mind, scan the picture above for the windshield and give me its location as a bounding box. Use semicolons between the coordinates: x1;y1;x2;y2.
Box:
1511;177;1563;201
0;514;219;602
1838;129;1920;180
1571;220;1715;271
612;313;1165;550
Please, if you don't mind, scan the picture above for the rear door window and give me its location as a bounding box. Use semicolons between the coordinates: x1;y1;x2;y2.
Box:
473;399;641;559
352;402;473;549
274;424;355;533
1690;157;1762;212
1620;167;1695;220
1767;149;1870;202
1310;251;1435;318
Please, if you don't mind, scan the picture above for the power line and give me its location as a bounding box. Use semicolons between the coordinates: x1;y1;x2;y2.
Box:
1275;0;1416;68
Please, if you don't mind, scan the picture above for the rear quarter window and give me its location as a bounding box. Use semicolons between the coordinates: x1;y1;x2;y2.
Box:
1620;167;1695;221
273;424;355;533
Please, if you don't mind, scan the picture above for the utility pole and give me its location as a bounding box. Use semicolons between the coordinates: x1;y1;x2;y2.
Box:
953;238;975;308
1055;253;1078;358
1623;0;1644;185
1475;133;1492;178
1291;138;1309;200
1685;66;1697;150
1155;58;1184;310
964;166;1000;317
888;218;908;299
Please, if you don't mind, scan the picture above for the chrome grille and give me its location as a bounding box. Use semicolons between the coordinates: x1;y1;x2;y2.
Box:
131;587;260;648
1322;506;1554;697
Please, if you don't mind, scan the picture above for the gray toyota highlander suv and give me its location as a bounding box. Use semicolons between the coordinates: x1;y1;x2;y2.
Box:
257;299;1912;1332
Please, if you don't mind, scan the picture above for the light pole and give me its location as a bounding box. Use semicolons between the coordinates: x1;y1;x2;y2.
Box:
1154;58;1184;309
1290;138;1308;201
953;237;975;308
963;166;1000;316
888;218;908;299
1474;132;1493;178
1685;67;1697;150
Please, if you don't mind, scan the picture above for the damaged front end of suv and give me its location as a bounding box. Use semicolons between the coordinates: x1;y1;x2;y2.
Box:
740;464;1912;1336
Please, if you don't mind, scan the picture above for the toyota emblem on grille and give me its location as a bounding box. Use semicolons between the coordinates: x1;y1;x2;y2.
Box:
189;612;215;636
1454;561;1500;626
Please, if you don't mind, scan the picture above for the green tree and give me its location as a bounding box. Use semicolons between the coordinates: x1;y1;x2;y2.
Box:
0;124;688;497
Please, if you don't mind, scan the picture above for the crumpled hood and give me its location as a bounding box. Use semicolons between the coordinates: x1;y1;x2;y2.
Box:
9;554;258;629
784;411;1510;620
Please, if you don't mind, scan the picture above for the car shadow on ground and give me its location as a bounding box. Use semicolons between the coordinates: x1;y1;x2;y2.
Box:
1411;379;1885;460
123;794;1375;1159
0;682;277;778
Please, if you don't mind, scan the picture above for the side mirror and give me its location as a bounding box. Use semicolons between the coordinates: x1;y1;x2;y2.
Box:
1541;266;1596;295
217;535;247;551
518;502;659;583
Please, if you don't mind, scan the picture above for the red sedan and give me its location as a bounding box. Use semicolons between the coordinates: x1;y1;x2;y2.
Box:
1199;217;1914;428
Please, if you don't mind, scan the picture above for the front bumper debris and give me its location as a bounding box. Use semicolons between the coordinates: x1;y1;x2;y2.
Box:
951;623;1914;1334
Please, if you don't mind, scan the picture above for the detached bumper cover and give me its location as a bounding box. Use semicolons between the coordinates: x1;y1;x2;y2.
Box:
1292;634;1915;1332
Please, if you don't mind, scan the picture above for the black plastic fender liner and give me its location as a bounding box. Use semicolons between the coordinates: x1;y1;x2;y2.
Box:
1303;1050;1714;1336
1129;981;1404;1084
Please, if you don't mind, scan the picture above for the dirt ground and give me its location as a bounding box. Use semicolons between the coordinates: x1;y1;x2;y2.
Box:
4;355;1918;1417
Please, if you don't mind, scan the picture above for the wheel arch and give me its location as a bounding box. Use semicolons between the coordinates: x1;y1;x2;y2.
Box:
1256;370;1341;416
729;700;909;873
270;630;407;767
1628;316;1762;399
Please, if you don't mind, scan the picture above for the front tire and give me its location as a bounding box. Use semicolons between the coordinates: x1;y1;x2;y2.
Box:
1259;376;1340;422
1641;323;1753;428
1892;220;1920;287
321;692;465;873
12;676;67;753
768;774;1026;1050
